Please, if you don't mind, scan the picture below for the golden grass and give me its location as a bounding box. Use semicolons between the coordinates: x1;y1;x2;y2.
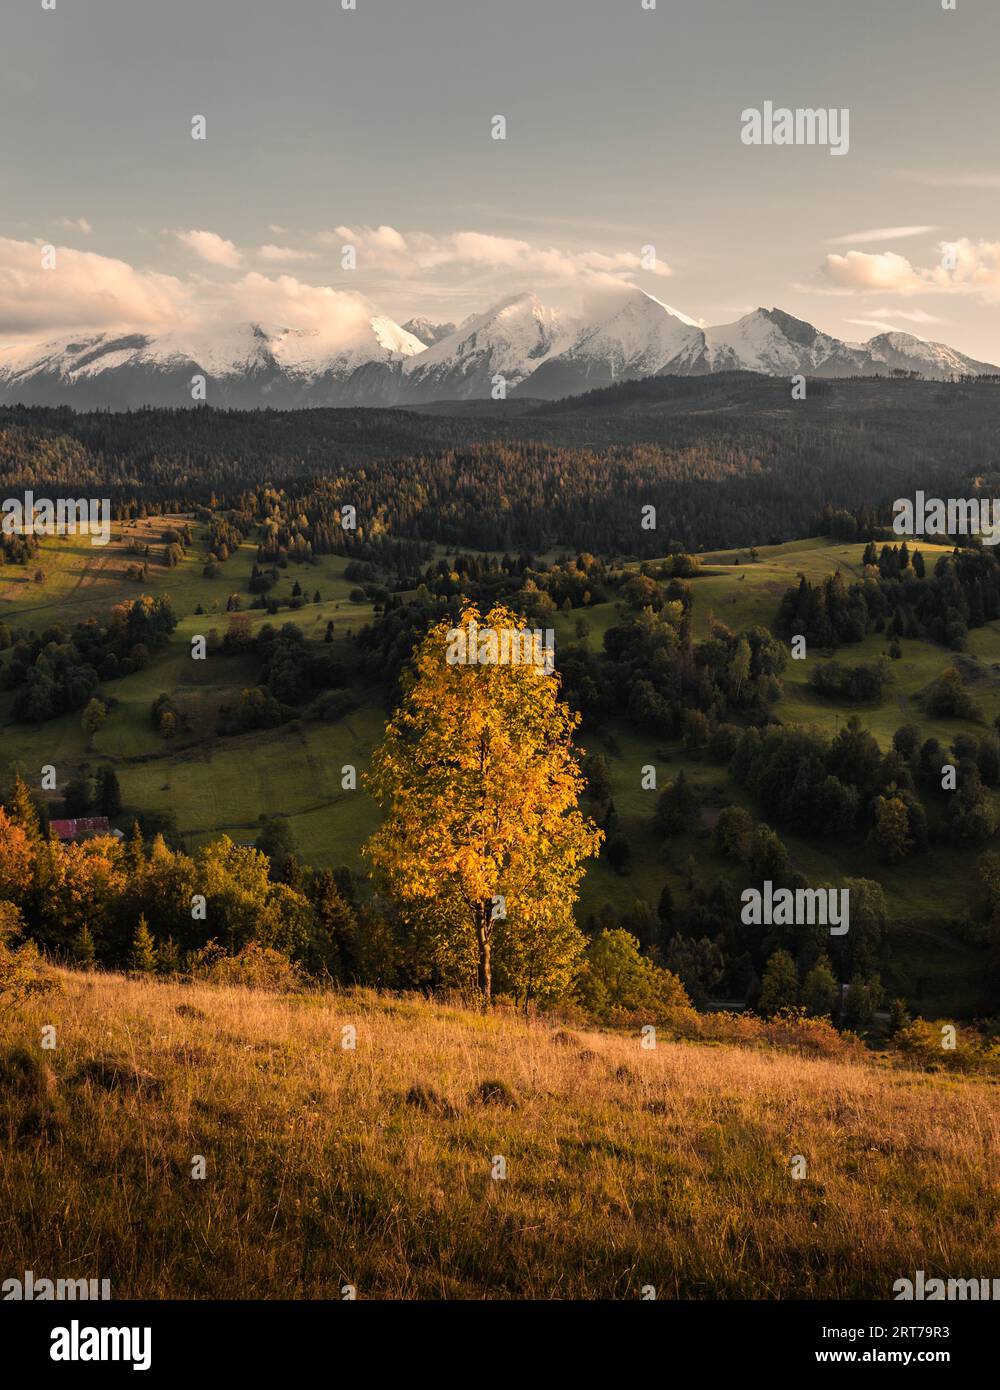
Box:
1;969;998;1299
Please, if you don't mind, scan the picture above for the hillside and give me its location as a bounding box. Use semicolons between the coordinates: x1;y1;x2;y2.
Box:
3;522;999;1017
2;968;997;1299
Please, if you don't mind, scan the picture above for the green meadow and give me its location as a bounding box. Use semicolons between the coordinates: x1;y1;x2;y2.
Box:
2;526;998;1014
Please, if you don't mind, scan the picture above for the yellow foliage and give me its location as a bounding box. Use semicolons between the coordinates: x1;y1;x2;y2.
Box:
365;604;601;1000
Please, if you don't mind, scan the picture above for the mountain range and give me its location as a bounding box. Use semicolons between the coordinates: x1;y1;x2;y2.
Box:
1;289;995;410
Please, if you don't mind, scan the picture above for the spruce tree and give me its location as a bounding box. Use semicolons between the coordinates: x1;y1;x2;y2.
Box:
71;924;96;968
130;917;157;973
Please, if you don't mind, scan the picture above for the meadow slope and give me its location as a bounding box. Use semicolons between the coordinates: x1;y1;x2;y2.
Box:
1;969;997;1300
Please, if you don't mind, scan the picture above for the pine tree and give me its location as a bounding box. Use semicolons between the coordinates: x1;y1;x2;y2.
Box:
156;936;181;975
71;924;96;968
125;820;146;875
130;917;157;973
96;767;123;818
6;773;42;844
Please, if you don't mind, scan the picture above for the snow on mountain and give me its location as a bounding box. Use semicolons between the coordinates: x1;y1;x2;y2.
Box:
402;317;456;347
400;293;569;400
704;308;849;375
523;289;707;398
0;296;996;409
702;309;998;380
0;316;425;407
851;331;998;379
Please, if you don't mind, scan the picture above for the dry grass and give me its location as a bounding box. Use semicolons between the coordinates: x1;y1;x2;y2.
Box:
1;968;998;1299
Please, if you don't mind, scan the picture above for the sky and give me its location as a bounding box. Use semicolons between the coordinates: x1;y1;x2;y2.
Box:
2;0;999;360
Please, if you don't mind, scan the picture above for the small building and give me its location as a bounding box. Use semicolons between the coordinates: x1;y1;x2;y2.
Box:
50;816;112;842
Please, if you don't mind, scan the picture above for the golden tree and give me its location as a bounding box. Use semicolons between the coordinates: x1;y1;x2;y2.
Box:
365;604;601;1002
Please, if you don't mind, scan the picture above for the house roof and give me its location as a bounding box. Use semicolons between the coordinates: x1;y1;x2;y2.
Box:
50;816;111;840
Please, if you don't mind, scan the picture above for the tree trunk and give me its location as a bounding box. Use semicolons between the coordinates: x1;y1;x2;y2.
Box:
475;906;492;1002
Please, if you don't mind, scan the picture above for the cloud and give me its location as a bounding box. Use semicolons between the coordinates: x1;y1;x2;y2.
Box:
0;237;376;345
257;244;319;263
0;236;190;338
844;319;915;335
225;272;375;342
896;170;1000;189
0;224;675;344
328;224;672;287
865;307;944;324
822;240;1000;298
175;229;243;269
825;225;936;246
58;217;93;234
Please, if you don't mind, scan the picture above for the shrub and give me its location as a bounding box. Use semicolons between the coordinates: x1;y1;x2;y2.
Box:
0;902;58;1011
189;941;303;992
576;928;693;1025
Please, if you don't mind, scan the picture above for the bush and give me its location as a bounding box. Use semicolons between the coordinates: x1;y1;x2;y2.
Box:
0;902;58;1010
576;928;693;1025
189;941;303;992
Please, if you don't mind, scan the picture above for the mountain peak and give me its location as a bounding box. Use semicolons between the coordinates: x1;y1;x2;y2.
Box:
1;294;996;408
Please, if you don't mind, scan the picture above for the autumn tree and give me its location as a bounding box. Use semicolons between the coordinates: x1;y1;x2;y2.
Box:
0;902;55;1011
82;698;107;749
802;954;839;1017
5;774;43;844
0;806;35;907
364;604;601;1002
759;948;799;1016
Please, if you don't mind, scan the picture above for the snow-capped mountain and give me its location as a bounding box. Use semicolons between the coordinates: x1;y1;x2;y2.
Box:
1;291;995;409
0;317;426;409
704;307;853;376
402;317;456;347
523;291;706;398
848;330;996;380
399;293;569;401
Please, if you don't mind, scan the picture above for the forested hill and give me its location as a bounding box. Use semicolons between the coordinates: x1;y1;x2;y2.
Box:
1;373;999;554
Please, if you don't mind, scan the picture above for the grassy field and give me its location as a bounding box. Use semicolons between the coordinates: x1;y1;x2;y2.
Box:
2;527;999;1013
1;968;997;1300
0;515;383;858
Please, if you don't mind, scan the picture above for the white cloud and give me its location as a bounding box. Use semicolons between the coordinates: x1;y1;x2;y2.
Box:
0;238;376;345
825;225;936;246
58;217;93;234
865;307;943;324
226;272;374;342
258;244;319;263
823;250;926;293
896;170;1000;189
175;229;243;269
328;224;672;288
844;318;914;335
822;240;1000;298
0;225;675;345
0;236;191;338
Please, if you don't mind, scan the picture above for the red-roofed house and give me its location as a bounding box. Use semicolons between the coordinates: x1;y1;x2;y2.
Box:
49;816;112;842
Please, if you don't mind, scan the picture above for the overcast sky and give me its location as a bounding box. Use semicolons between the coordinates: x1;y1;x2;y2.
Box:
2;0;998;359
